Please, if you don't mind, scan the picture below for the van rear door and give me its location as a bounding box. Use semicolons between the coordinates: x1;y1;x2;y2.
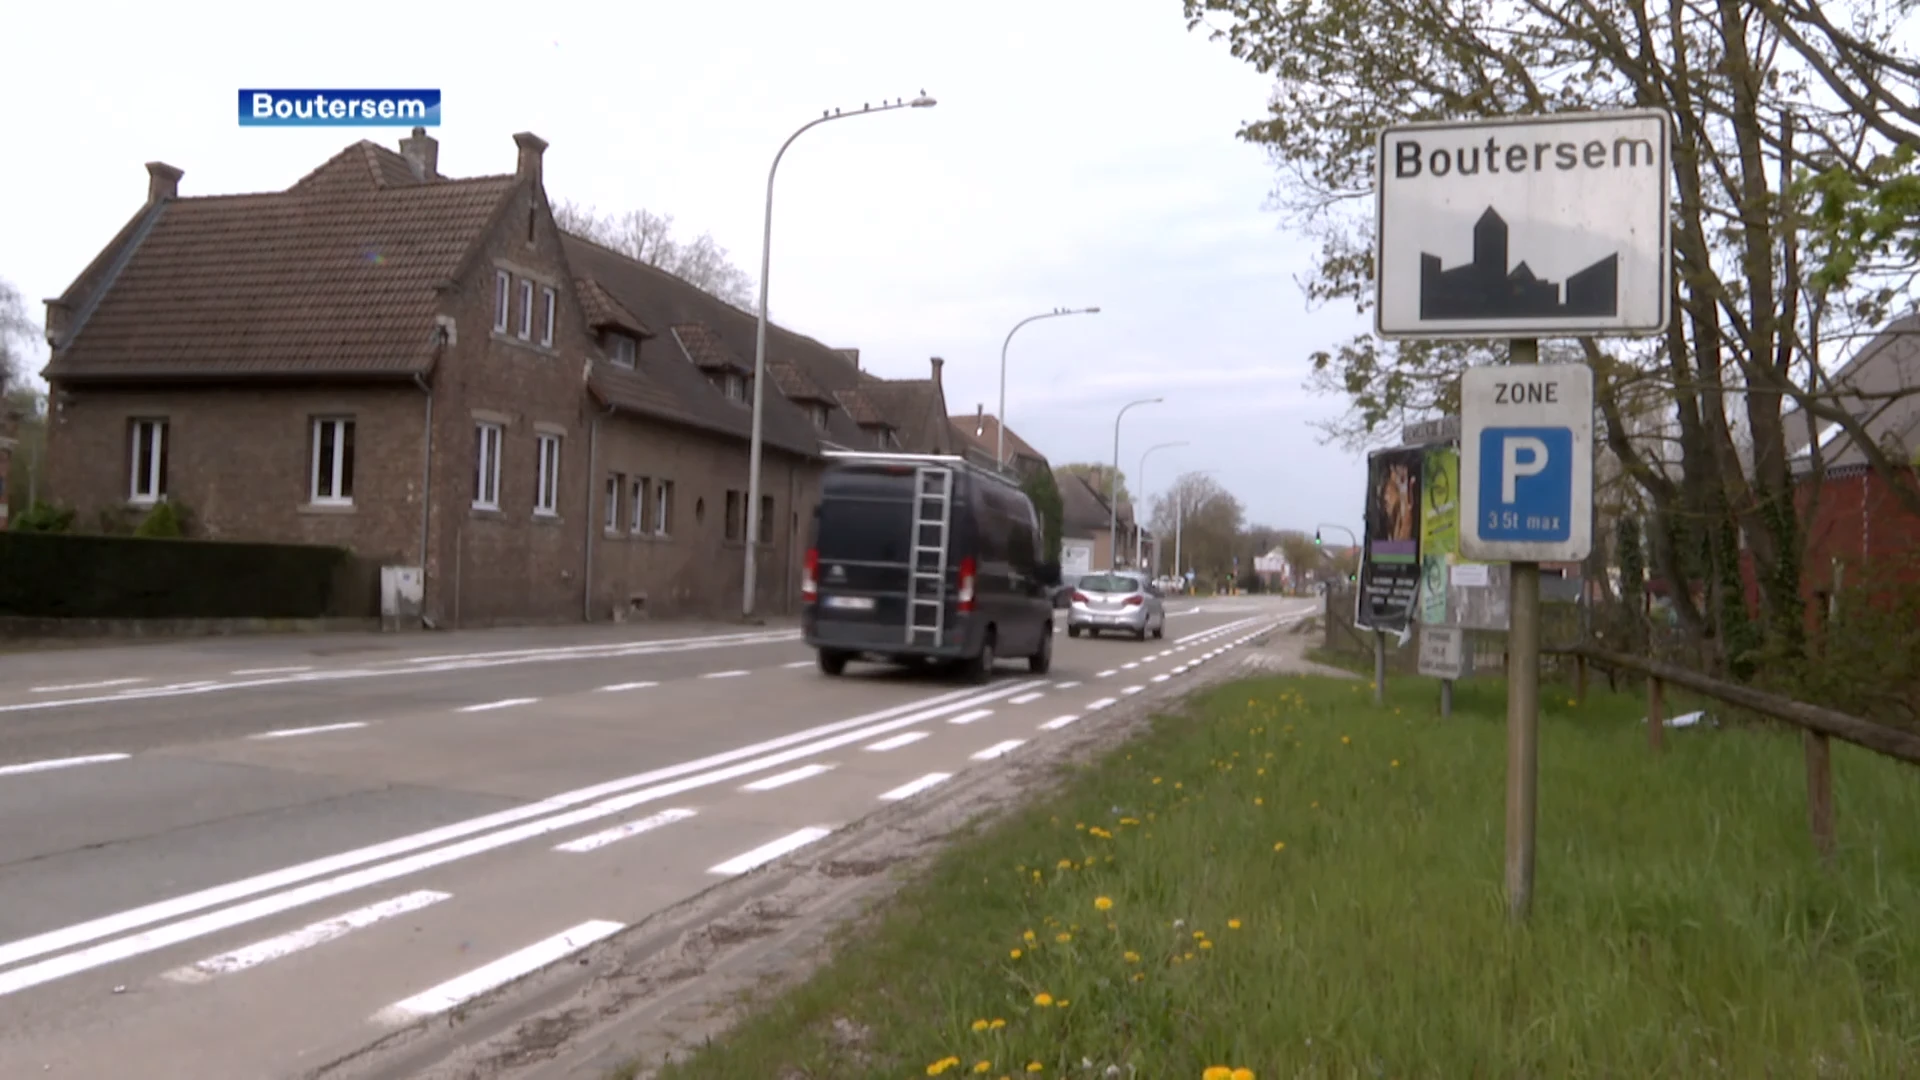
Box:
811;465;921;639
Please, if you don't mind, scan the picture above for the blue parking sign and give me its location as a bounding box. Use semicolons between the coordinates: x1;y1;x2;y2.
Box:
1476;427;1572;543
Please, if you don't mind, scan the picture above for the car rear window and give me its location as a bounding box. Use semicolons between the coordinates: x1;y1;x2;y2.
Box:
1077;574;1140;593
815;470;916;564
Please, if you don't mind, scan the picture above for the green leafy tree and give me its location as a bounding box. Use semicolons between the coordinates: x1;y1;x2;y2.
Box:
1020;467;1065;567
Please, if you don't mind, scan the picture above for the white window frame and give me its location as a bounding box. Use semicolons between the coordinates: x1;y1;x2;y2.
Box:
725;373;746;401
534;433;561;516
605;474;622;532
493;270;511;333
517;280;534;340
473;422;503;510
309;417;354;506
630;476;647;532
610;336;637;368
128;418;168;504
812;404;829;430
654;481;672;536
540;287;556;347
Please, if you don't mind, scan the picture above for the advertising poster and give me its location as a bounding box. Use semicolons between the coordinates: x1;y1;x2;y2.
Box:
1356;446;1424;633
1418;445;1458;626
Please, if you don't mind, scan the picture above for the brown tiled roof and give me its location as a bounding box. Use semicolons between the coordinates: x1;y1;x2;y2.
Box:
46;141;519;382
562;234;828;457
669;323;750;373
575;278;653;338
768;359;834;404
950;412;1046;466
833;387;890;427
857;379;951;454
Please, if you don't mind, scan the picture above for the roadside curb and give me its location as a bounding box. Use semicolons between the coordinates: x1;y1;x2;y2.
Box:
308;618;1304;1080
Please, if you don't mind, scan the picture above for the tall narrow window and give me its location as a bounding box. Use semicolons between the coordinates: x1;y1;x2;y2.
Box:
517;280;534;339
473;422;503;509
654;480;673;536
725;489;744;541
128;418;169;503
630;476;648;533
494;271;511;333
605;473;623;531
310;418;355;505
539;287;556;347
534;433;561;516
758;494;774;544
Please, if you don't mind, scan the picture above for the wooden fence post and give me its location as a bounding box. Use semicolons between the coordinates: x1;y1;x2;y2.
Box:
1647;676;1665;753
1804;730;1837;863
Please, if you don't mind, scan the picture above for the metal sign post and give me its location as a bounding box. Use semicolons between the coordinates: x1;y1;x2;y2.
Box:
1375;108;1671;923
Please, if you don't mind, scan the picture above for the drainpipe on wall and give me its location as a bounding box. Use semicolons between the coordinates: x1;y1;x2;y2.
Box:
413;372;435;628
583;399;616;622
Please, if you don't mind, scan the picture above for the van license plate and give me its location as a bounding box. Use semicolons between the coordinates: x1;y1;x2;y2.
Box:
825;596;875;611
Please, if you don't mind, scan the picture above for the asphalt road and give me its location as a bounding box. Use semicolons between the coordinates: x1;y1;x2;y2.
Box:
0;598;1315;1079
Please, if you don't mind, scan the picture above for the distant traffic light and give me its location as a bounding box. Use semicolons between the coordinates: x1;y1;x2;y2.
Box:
1313;529;1322;545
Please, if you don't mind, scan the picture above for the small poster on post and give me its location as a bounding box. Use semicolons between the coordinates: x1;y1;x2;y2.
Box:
1356;446;1424;634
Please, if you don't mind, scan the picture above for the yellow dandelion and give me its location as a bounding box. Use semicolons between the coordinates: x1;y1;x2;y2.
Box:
1124;950;1141;963
1010;948;1022;959
1152;777;1163;785
1228;919;1242;930
928;1056;962;1075
974;1063;992;1074
1254;797;1263;806
1094;896;1113;911
1027;1064;1044;1074
1233;1070;1257;1080
1205;1068;1234;1080
1055;932;1071;943
1056;858;1073;870
989;1018;1007;1029
1032;992;1053;1007
1273;841;1287;851
972;1018;989;1032
1193;930;1206;939
1340;735;1351;744
1310;801;1319;809
1391;759;1401;767
1023;930;1036;943
1200;940;1213;950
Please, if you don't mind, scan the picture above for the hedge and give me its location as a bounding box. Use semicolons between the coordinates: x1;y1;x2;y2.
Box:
0;531;379;620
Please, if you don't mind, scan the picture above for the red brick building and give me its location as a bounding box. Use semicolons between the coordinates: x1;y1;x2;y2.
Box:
39;128;950;626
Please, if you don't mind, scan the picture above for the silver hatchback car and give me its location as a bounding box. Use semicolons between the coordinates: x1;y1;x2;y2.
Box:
1066;572;1166;640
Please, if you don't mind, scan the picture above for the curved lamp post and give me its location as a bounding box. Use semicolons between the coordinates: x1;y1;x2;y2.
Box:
743;93;937;618
1135;440;1188;571
997;306;1099;467
1108;397;1163;569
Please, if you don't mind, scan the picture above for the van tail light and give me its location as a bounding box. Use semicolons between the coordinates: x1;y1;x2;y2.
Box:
957;556;977;613
1123;595;1144;607
801;548;819;602
1071;591;1091;605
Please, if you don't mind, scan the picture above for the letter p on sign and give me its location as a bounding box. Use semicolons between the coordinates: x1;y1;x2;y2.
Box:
1501;436;1549;502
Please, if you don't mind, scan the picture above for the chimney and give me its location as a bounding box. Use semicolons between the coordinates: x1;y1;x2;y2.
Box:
399;126;439;180
975;403;985;436
513;132;548;184
145;162;183;205
929;356;944;386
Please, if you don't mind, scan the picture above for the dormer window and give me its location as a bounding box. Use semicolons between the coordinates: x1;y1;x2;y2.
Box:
719;373;747;402
609;335;637;368
811;404;830;431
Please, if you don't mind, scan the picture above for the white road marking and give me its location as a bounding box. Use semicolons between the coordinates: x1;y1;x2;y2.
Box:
597;681;658;693
552;808;697;853
865;732;928;752
229;665;314;676
458;697;538;713
249;722;368;740
946;708;995;725
1008;692;1045;705
741;763;835;792
373;919;625;1024
0;753;130;778
782;660;815;669
1121;662;1140;670
0;679;1037;993
29;678;146;693
165;890;450;983
1151;674;1171;683
1040;715;1080;731
879;773;951;801
1087;697;1118;711
972;739;1025;761
3;627;804;716
709;827;834;875
1053;681;1082;689
702;670;751;679
1096;670;1117;678
1121;686;1146;696
1173;665;1190;674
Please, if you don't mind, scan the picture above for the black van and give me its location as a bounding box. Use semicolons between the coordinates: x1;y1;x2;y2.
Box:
801;452;1062;682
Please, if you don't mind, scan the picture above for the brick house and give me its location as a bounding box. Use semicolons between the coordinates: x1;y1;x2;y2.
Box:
39;128;950;625
1057;469;1139;577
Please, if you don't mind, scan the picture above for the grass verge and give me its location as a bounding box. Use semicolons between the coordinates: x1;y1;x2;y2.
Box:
647;672;1920;1079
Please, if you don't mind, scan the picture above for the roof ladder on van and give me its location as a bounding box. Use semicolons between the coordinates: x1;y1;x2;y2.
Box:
905;465;954;646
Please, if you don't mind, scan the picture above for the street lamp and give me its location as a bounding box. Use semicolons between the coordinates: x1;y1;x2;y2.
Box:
742;93;937;619
1135;440;1188;571
1108;397;1163;569
997;306;1100;468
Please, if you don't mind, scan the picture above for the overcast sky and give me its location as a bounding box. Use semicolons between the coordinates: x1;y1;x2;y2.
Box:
1;0;1372;537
